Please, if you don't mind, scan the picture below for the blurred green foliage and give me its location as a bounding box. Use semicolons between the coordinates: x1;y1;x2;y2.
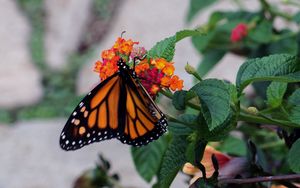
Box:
0;0;116;123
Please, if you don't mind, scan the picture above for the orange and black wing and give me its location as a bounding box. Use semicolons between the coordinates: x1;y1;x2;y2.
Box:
60;71;167;151
116;74;168;146
60;73;124;151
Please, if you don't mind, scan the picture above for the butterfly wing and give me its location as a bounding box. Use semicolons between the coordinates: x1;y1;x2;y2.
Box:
60;69;168;151
60;73;124;151
116;74;168;146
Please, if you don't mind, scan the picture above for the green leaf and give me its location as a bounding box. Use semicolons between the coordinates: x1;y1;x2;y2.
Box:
248;20;273;44
186;0;217;23
288;89;300;124
288;139;300;173
288;88;300;105
228;82;238;105
290;106;300;124
266;82;287;108
219;136;247;156
191;79;232;131
131;136;170;182
172;90;188;111
168;114;195;135
175;29;205;42
197;50;226;76
197;109;235;141
148;29;205;61
236;54;300;93
148;36;176;62
186;139;207;164
267;30;298;55
158;136;188;188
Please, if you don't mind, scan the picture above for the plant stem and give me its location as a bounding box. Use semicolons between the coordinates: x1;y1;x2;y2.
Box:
219;174;300;185
159;89;201;110
260;140;284;149
238;113;299;128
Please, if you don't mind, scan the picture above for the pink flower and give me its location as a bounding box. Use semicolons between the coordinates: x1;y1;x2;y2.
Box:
230;23;248;42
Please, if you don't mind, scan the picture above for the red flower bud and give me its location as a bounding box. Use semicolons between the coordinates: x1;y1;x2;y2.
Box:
230;23;248;42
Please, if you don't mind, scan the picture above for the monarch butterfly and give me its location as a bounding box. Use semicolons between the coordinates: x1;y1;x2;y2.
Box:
60;57;168;151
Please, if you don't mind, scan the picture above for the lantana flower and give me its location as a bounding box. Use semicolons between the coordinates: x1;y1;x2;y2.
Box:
230;23;248;42
93;37;184;98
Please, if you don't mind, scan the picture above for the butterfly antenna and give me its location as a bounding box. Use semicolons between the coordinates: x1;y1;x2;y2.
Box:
120;31;126;38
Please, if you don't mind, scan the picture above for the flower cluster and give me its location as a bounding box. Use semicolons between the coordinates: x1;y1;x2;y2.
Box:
94;37;183;98
136;58;183;97
230;23;248;42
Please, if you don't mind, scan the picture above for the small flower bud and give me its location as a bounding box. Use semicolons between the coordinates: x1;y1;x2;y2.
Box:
185;63;202;81
230;23;248;42
185;63;197;74
247;107;258;115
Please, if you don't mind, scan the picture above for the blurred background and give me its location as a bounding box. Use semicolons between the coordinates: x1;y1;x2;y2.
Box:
0;0;295;187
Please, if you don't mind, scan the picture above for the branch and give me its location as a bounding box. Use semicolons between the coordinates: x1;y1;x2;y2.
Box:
219;174;300;185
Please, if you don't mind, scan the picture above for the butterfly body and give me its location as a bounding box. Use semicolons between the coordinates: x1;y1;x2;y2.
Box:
60;58;168;151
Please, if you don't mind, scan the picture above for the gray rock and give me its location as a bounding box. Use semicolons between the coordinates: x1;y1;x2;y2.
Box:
0;0;43;109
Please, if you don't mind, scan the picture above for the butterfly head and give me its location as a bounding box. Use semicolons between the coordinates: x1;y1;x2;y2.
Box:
117;58;130;71
117;58;137;78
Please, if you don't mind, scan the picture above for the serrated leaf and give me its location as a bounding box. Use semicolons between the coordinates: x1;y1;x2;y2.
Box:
172;90;188;111
191;79;232;131
186;0;217;23
148;36;176;62
236;54;300;93
290;106;300;124
197;49;226;76
288;88;300;105
228;82;238;105
288;90;300;124
168;114;196;135
158;136;188;188
266;82;287;108
148;29;205;61
175;29;205;42
288;139;300;173
131;136;169;182
197;109;235;141
186;139;207;164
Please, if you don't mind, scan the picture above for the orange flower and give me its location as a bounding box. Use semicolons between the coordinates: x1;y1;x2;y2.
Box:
113;37;138;55
97;60;119;81
101;49;116;60
151;58;168;70
94;60;102;73
135;62;150;74
150;84;160;95
160;76;171;87
162;63;175;76
169;75;183;91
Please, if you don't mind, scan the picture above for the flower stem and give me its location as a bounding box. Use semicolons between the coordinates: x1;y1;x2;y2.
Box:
219;174;300;185
238;113;299;128
159;89;201;110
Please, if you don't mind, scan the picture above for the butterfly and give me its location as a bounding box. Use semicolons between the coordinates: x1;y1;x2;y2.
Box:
60;58;168;151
